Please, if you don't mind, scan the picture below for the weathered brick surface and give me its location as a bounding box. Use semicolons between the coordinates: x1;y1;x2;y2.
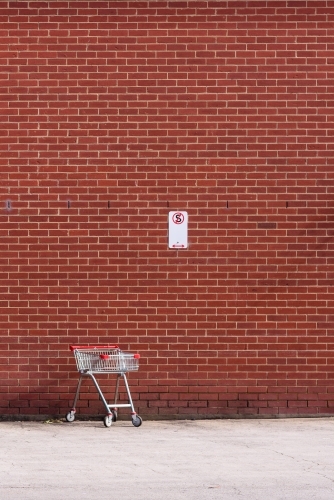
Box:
1;1;334;418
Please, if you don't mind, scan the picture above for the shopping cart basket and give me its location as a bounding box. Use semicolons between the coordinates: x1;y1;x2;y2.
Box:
66;345;142;427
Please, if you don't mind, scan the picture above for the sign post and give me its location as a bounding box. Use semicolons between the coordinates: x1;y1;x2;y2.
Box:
168;211;188;249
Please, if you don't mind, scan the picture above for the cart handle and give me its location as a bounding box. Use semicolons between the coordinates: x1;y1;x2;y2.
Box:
70;345;119;351
99;353;140;360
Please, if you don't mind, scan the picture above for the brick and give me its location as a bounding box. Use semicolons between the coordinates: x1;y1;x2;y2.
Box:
0;1;333;418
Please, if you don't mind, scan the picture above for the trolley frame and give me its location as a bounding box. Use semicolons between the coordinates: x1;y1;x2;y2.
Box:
66;345;142;428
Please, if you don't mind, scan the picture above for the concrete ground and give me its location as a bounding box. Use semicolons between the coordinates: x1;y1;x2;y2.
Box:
0;417;334;500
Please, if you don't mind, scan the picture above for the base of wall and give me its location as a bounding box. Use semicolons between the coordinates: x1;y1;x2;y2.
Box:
1;413;333;423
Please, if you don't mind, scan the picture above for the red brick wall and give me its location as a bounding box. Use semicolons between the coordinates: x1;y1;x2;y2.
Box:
1;0;334;419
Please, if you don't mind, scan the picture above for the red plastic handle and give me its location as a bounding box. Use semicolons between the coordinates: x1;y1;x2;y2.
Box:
100;354;110;360
134;354;140;359
70;345;119;351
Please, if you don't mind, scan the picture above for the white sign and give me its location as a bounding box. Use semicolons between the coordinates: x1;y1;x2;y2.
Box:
168;211;188;249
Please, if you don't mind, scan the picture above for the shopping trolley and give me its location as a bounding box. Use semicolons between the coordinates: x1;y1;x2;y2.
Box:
66;344;142;427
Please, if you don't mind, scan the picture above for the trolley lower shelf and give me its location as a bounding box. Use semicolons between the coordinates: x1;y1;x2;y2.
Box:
66;345;142;428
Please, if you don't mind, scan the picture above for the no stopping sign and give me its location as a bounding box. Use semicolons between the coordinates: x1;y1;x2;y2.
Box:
172;212;184;225
168;211;188;248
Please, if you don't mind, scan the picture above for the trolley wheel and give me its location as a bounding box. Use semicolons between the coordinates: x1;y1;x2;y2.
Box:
111;410;117;422
65;412;75;423
132;415;142;427
103;415;114;428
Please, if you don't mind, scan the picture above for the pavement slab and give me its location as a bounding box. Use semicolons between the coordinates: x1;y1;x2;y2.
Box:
0;417;334;500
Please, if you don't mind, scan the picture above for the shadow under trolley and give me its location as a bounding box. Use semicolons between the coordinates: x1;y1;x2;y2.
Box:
66;344;142;427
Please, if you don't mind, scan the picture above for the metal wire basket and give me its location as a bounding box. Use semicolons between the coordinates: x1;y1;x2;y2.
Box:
70;345;140;374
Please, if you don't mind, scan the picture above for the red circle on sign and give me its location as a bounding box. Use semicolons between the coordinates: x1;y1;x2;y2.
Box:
172;212;184;224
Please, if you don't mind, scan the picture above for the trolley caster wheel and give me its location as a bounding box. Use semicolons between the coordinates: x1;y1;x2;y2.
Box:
111;410;117;422
65;412;75;423
132;415;142;427
103;415;114;428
